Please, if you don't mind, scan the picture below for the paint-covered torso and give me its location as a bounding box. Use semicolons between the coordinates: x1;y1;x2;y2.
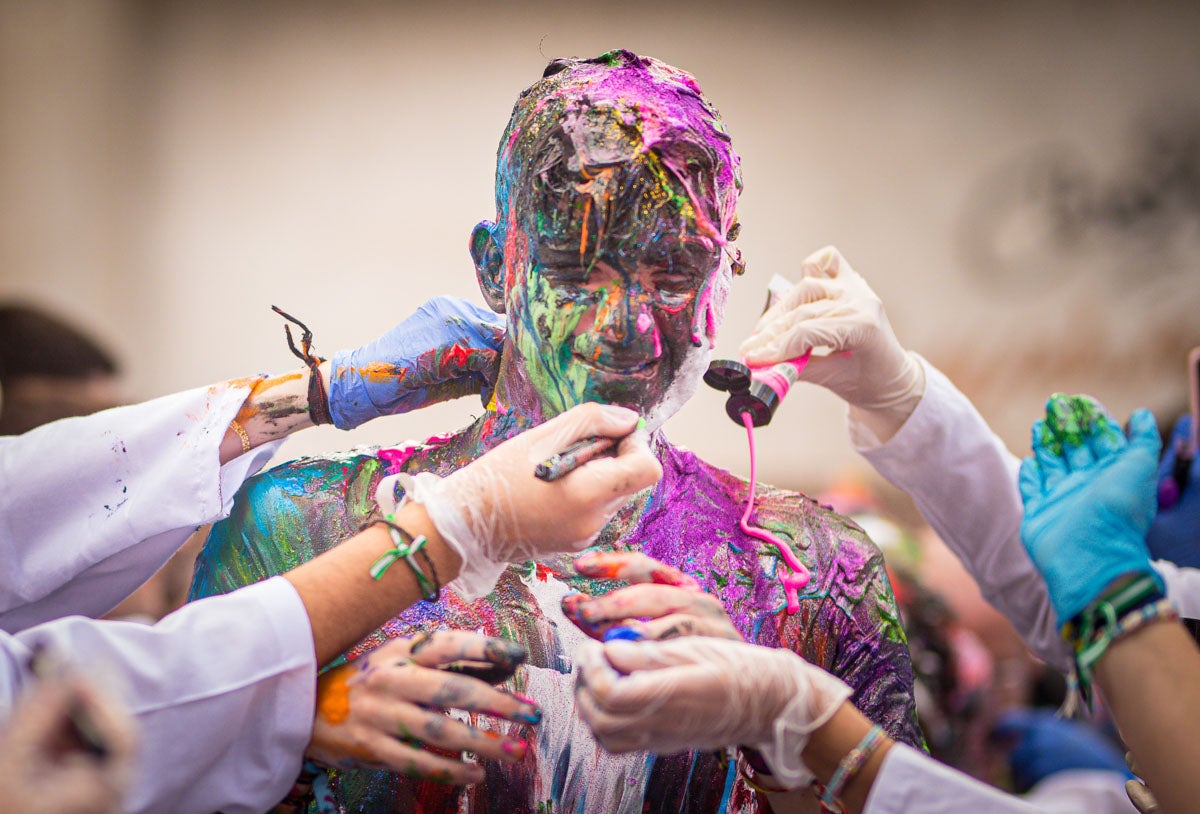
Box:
192;428;921;813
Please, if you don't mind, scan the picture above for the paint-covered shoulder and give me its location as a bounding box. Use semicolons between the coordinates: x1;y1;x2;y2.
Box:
189;450;387;600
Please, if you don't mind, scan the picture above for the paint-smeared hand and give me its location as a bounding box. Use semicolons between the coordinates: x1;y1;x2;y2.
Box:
0;674;137;814
562;551;741;642
576;636;852;789
739;246;924;442
407;403;662;599
1018;394;1163;625
306;631;539;784
328;296;505;430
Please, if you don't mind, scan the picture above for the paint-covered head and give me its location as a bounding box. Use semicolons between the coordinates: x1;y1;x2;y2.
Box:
472;50;743;428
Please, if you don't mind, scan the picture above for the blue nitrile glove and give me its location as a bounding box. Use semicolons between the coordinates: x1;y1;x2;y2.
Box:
1018;394;1164;626
1147;414;1200;567
992;708;1132;793
328;296;506;430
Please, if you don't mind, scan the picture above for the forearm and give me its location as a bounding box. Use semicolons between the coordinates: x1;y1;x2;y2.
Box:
218;363;330;464
857;357;1067;667
1094;620;1200;814
283;500;463;665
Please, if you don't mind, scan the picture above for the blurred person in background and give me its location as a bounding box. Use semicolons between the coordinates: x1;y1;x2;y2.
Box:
0;303;198;623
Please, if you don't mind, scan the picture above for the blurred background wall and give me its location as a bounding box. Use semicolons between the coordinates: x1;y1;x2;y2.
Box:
2;0;1198;494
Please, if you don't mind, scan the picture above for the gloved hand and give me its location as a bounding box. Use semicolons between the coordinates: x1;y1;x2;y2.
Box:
307;631;537;784
737;246;925;442
575;636;852;789
992;708;1131;793
328;296;505;430
405;403;662;598
1018;394;1164;625
1147;414;1200;567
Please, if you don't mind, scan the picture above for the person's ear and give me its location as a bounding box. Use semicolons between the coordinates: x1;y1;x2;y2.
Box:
470;221;506;314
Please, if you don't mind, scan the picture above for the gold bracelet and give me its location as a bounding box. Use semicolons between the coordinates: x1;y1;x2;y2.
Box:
229;419;252;454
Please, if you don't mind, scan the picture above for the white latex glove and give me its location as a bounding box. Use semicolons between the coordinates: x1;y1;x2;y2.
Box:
404;403;662;599
738;245;925;443
575;637;852;789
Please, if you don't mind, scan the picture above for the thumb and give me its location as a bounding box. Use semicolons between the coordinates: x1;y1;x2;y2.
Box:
524;403;640;456
603;638;725;674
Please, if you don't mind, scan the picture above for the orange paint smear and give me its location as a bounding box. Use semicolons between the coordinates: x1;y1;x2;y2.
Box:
316;666;353;725
354;362;409;385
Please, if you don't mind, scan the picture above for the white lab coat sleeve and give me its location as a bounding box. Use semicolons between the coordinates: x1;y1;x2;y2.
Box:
1150;559;1200;619
1;576;316;814
851;355;1070;670
0;381;283;631
865;744;1045;813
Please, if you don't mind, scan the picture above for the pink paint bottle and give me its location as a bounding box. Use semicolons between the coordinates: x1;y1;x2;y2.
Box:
704;275;811;427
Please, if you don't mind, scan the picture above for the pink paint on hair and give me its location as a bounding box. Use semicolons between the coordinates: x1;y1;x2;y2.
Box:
738;410;811;613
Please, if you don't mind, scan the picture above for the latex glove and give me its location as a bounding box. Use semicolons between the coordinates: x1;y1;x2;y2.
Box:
328;296;505;430
0;675;137;814
406;402;662;599
307;631;539;784
575;637;851;789
992;708;1131;793
561;551;741;642
1147;414;1200;567
738;246;925;442
1018;394;1164;625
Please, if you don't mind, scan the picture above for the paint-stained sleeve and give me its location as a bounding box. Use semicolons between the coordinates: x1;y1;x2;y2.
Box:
0;382;282;632
852;355;1070;670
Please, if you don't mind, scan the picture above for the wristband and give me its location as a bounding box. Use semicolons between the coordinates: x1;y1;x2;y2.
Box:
1062;573;1174;710
818;724;885;812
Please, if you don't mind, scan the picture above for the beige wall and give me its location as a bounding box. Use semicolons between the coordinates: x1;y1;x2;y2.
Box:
3;1;1199;492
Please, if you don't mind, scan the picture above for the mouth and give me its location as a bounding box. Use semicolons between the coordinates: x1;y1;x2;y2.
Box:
573;352;661;378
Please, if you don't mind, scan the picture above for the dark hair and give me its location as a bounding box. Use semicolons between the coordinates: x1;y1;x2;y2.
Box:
0;304;118;384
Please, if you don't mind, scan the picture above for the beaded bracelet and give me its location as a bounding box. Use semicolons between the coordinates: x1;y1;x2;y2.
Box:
1062;573;1174;708
364;513;439;601
819;724;885;812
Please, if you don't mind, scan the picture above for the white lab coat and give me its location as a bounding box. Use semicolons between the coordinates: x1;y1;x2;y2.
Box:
0;382;317;814
851;356;1181;813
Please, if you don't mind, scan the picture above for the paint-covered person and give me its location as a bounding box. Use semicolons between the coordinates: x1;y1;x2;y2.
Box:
0;300;665;813
577;396;1200;814
195;50;923;813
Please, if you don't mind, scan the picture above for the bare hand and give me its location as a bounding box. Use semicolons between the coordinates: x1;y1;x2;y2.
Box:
561;551;741;642
0;676;137;814
306;631;539;784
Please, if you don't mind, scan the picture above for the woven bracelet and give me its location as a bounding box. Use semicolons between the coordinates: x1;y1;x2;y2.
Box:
819;724;885;812
364;514;438;600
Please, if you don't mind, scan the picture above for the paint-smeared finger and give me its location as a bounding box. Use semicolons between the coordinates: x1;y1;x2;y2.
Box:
389;705;528;764
573;583;725;628
634;612;742;642
364;733;485;784
370;666;541;725
1031;420;1069;492
409;630;527;674
573;550;699;589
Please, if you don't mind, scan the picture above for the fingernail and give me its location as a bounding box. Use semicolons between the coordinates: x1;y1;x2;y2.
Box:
503;739;529;758
515;706;542;725
603;626;645;642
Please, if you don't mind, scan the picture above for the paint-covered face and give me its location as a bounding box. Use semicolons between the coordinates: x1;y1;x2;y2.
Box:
476;51;742;428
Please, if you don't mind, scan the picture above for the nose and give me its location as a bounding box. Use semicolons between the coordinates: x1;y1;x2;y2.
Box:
593;284;653;345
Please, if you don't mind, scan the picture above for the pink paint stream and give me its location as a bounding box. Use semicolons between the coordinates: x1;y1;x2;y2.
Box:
738;352;813;613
